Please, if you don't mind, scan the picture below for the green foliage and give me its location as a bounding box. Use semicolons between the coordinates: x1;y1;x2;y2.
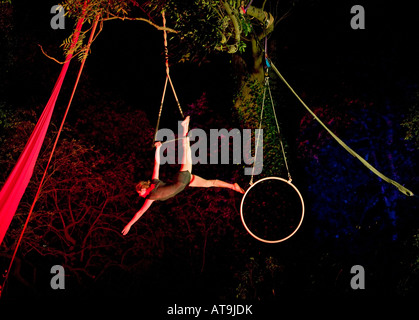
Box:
58;0;140;59
401;94;419;149
235;78;288;177
145;0;262;62
147;0;224;63
60;29;86;59
54;1;273;63
397;229;419;295
0;103;12;130
413;232;419;273
60;0;139;23
235;256;283;300
240;16;252;37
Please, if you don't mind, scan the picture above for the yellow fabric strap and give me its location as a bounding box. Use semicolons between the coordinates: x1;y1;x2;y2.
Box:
269;61;414;197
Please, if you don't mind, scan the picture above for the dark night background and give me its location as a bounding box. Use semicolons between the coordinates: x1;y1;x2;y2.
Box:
1;0;418;316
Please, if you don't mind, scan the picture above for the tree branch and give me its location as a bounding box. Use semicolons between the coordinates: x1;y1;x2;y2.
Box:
102;13;178;33
262;0;268;11
246;5;275;39
222;1;241;53
38;44;68;64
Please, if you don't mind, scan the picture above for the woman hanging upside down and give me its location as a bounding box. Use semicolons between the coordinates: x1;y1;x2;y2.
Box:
122;116;245;235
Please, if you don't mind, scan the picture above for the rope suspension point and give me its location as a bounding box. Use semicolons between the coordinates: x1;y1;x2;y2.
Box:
153;11;185;145
242;64;304;244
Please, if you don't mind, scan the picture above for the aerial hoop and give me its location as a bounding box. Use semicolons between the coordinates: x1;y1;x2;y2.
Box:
240;177;305;244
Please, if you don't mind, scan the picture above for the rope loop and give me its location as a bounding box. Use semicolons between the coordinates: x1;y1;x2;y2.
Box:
249;71;292;185
153;11;185;145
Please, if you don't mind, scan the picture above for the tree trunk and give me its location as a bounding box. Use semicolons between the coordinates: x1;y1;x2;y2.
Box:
232;31;286;178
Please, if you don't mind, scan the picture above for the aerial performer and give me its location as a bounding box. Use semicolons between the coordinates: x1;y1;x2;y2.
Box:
122;116;245;235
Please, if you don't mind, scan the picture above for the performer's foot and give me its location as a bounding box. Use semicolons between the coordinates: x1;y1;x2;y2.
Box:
181;116;190;136
233;183;245;194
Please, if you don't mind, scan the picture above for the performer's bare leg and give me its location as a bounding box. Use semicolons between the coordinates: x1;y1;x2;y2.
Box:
180;116;244;193
180;116;192;173
189;175;245;194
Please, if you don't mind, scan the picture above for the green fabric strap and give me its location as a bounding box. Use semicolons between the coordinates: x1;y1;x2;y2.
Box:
269;61;414;197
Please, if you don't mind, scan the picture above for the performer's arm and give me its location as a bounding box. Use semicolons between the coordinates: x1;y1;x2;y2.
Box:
122;199;154;235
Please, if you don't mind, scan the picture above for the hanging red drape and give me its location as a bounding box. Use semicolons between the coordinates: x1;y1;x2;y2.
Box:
0;14;86;245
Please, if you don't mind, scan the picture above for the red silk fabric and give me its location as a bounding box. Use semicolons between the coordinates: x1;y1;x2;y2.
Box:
0;17;85;245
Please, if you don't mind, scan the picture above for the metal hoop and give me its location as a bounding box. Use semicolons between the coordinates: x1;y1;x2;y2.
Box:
240;177;305;244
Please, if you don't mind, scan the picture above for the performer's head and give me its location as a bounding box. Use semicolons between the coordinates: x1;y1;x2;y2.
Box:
136;180;151;198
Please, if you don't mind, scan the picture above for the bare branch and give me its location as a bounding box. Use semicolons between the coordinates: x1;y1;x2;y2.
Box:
38;44;68;65
102;13;178;33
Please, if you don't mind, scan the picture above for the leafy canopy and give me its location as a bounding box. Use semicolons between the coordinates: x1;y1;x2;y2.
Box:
58;0;277;63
